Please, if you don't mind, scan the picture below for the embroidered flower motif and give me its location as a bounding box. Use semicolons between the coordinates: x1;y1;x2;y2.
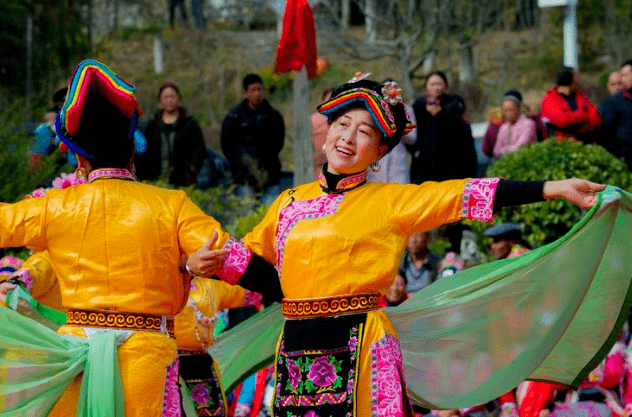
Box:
28;188;48;198
287;359;302;391
307;356;338;387
348;71;371;83
305;411;320;417
161;357;182;417
190;383;211;405
216;238;253;285
348;336;358;352
381;81;403;106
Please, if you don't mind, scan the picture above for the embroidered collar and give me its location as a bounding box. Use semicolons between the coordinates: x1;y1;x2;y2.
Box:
88;168;136;183
318;165;367;193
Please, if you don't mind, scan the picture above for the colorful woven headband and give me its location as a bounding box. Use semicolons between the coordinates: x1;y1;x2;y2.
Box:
317;80;415;139
56;59;141;159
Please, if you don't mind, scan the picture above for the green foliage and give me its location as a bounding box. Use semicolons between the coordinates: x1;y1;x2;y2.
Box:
259;66;293;95
467;140;632;249
0;99;69;204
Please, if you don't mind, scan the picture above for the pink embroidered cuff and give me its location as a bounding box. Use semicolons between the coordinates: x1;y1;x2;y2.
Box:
11;270;34;292
461;178;501;222
244;291;263;309
216;238;253;285
625;404;632;417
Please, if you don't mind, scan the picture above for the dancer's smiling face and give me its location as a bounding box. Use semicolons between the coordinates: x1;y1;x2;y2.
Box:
324;108;387;175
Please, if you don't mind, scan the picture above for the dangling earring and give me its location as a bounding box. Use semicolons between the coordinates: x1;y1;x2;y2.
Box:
322;144;326;155
75;167;87;181
370;161;381;173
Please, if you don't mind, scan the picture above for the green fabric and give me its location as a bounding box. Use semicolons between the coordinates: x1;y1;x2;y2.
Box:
0;307;125;416
6;285;66;330
209;303;284;394
210;186;632;409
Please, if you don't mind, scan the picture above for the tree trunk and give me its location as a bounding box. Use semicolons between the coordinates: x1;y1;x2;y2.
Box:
292;67;313;187
153;32;164;74
341;0;349;34
457;42;477;85
365;0;376;44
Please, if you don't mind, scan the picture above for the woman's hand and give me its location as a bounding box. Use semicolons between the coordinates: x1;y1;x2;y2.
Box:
0;282;17;304
543;178;605;208
187;231;230;278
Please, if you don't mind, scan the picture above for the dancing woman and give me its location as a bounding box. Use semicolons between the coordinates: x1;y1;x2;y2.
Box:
0;60;279;416
189;77;606;416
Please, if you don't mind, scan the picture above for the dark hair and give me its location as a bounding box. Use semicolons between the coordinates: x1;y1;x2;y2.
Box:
158;83;180;100
426;71;448;86
50;87;68;112
243;74;263;91
503;89;522;103
556;67;575;86
72;95;135;169
621;59;632;69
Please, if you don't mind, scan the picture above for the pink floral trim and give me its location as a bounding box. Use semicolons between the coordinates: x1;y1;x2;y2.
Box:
161;357;182;417
0;256;24;278
625;404;632;416
244;290;263;308
216;238;253;285
370;333;406;417
88;168;135;183
460;178;500;222
275;194;344;271
11;270;34;292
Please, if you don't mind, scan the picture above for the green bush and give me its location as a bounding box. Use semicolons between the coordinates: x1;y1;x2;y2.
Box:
466;139;632;249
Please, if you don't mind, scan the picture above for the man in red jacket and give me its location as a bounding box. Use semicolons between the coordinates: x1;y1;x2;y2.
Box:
540;68;601;143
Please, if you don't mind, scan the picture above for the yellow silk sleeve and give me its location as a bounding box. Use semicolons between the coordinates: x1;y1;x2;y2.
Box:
243;191;292;266
214;280;248;310
175;192;230;257
0;198;47;249
21;251;57;300
387;179;470;235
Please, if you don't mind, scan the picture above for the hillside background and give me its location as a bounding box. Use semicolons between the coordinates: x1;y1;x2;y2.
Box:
2;0;632;172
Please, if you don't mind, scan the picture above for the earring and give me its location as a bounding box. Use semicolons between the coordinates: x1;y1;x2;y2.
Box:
370;161;381;173
75;167;87;181
322;143;326;155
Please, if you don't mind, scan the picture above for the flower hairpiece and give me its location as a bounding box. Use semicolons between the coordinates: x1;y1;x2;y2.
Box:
381;81;403;106
348;71;371;83
24;172;86;199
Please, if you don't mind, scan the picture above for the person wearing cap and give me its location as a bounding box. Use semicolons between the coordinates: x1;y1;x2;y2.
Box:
0;59;281;416
540;67;601;143
188;73;606;416
484;222;531;260
492;90;537;159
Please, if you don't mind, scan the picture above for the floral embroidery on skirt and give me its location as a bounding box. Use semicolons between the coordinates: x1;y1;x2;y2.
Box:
162;356;183;417
180;354;226;416
273;314;365;416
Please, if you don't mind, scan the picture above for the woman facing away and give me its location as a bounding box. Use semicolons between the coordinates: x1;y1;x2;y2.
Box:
0;59;281;417
188;75;606;416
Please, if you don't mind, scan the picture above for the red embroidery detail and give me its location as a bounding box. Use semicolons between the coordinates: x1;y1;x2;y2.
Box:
88;168;135;183
244;291;263;308
217;238;253;285
461;178;500;222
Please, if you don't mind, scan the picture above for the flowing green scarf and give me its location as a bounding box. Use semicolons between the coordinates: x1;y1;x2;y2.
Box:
210;186;632;408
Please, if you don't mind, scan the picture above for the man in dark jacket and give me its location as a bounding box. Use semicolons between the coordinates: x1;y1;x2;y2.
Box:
221;74;285;202
600;59;632;170
135;83;206;186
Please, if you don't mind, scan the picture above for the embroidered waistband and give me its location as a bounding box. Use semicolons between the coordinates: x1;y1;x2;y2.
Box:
66;309;174;338
178;348;208;356
282;293;380;319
